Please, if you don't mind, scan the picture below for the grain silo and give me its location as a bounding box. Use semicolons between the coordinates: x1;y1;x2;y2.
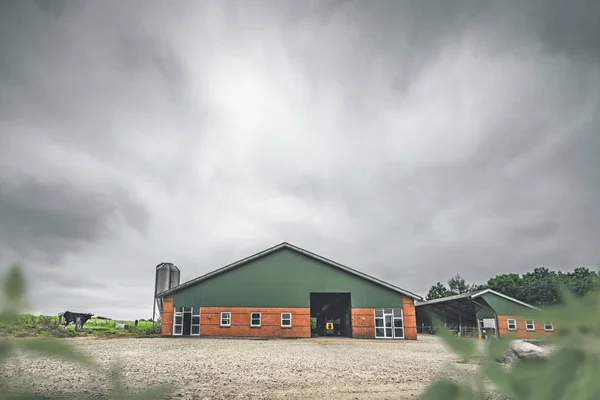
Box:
152;262;180;324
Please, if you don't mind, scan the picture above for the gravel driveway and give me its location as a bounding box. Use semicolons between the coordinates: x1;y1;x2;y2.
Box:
3;334;487;399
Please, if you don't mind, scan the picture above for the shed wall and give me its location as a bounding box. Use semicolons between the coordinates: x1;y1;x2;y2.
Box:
475;305;495;320
497;315;557;338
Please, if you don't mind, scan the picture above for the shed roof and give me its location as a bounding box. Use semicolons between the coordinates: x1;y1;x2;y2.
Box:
415;288;539;310
156;242;423;300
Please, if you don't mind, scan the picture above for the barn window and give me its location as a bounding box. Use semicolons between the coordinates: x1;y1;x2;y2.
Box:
374;308;403;339
281;312;292;327
544;321;554;331
250;312;261;327
525;320;535;331
220;312;231;327
507;319;517;330
173;307;183;336
191;307;200;336
173;306;200;336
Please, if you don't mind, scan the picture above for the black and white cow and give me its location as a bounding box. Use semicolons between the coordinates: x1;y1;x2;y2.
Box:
59;311;94;330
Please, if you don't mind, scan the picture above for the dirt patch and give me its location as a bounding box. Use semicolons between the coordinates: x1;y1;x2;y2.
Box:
2;334;498;399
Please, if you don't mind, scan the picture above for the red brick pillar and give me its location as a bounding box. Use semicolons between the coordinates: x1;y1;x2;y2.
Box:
403;297;417;340
161;296;174;336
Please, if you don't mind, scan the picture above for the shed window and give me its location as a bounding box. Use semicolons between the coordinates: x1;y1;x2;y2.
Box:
220;312;231;327
250;312;261;327
507;319;517;331
281;312;292;327
525;320;535;331
544;321;554;331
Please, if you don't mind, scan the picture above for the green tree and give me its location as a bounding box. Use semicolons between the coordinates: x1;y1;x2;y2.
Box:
521;267;560;306
487;273;524;301
426;275;485;300
471;283;488;291
426;282;454;300
559;267;599;298
447;274;472;294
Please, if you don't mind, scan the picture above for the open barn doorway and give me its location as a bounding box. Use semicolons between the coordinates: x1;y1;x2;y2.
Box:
310;292;352;337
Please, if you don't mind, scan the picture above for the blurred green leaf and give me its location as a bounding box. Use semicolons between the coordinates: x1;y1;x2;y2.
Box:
482;361;515;396
123;385;175;400
13;338;98;369
509;356;553;398
418;380;475;400
2;264;26;303
0;263;176;400
486;336;512;361
105;359;173;400
6;396;89;400
432;317;476;360
108;360;127;400
525;348;590;400
0;338;14;363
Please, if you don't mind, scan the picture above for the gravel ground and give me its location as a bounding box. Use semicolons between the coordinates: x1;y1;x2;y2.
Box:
2;334;499;399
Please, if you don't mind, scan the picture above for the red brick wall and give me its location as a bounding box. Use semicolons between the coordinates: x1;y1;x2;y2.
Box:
161;298;420;340
497;315;557;339
160;296;174;336
199;307;311;338
352;308;375;339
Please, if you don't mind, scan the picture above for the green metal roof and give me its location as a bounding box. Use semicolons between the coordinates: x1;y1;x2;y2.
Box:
155;242;423;300
415;289;539;310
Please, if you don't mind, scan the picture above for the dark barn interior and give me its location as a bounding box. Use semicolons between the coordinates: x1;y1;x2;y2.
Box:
183;312;191;335
310;292;352;337
416;295;493;337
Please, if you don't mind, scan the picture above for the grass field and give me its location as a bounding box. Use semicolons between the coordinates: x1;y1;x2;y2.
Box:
0;314;161;337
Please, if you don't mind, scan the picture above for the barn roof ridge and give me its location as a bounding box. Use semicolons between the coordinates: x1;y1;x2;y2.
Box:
155;241;423;300
415;288;539;310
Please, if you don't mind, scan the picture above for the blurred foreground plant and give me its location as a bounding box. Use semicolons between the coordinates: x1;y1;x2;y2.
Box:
419;269;600;400
0;263;175;400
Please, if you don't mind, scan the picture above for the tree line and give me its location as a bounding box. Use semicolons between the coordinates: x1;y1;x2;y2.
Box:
425;266;600;307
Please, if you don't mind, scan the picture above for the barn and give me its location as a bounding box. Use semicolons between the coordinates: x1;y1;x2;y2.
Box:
154;242;423;339
415;289;557;339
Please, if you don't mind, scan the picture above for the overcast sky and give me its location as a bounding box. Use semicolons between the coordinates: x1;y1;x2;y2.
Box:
1;0;599;320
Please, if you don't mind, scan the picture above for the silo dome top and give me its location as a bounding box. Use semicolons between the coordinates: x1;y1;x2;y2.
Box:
155;262;181;296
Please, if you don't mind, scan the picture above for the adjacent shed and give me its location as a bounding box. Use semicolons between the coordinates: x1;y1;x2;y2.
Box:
415;289;557;339
155;242;422;339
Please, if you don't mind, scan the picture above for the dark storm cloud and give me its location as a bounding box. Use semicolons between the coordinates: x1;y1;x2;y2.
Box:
0;0;189;158
0;0;598;319
0;172;149;263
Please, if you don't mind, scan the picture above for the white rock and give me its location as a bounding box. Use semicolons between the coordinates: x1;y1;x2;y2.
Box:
510;340;545;359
